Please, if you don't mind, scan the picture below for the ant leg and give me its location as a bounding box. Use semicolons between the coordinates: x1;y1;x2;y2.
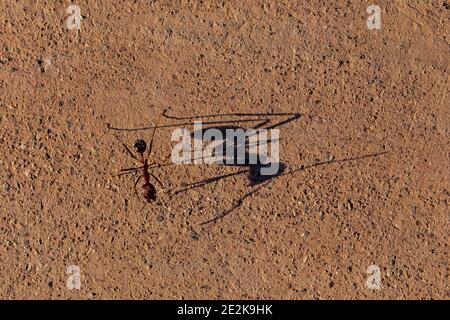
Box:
120;166;143;172
134;175;143;199
116;167;142;177
150;173;163;187
145;113;163;161
112;134;140;162
117;171;138;177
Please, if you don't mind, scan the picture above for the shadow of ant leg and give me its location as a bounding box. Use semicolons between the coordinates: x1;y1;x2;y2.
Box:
171;169;250;196
199;180;271;226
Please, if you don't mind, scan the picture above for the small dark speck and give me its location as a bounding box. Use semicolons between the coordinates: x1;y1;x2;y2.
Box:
3;183;11;192
346;199;354;210
37;59;44;72
83;198;93;207
338;60;349;67
326;154;334;162
391;256;397;266
190;232;200;241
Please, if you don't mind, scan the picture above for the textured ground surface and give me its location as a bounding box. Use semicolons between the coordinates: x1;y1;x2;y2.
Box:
0;1;449;299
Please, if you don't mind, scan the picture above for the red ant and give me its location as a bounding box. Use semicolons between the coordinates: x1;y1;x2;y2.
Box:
114;116;163;203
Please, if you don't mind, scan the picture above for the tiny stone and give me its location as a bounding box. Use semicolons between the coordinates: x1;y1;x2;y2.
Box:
346;199;353;210
3;183;11;192
156;215;164;223
190;232;199;241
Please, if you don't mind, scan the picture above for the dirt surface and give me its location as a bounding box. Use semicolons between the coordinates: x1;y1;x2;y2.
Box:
0;1;449;299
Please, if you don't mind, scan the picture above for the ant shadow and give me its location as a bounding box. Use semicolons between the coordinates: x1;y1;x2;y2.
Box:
164;110;300;186
108;110;388;227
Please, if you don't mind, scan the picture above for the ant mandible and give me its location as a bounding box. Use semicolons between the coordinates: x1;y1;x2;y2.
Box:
115;115;163;203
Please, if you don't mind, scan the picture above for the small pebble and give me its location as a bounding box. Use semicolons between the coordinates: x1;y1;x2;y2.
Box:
346;199;353;210
190;232;199;241
3;183;11;192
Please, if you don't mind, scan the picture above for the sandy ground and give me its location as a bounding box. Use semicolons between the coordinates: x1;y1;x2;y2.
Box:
0;1;449;299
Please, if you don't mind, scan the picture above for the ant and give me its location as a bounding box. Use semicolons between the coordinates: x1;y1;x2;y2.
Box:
114;116;163;203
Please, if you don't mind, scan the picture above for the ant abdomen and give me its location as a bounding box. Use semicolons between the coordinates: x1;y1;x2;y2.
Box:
141;183;156;201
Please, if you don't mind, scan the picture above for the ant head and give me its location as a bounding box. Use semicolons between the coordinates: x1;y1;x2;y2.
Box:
133;139;147;154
